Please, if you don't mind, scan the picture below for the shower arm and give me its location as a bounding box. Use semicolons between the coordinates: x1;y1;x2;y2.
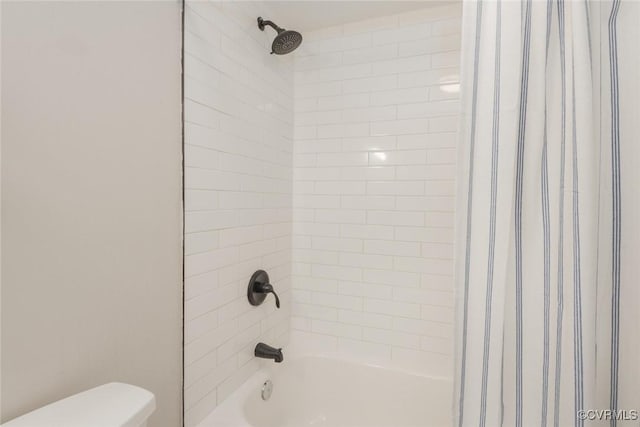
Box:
257;17;284;34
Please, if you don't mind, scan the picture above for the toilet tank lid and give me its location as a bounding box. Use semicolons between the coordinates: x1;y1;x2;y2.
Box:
1;383;156;427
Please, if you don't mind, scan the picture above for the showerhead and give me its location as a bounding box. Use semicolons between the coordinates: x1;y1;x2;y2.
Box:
257;17;303;55
271;29;303;55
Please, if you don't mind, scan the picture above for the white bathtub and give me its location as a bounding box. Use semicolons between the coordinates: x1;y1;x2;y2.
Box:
197;355;453;427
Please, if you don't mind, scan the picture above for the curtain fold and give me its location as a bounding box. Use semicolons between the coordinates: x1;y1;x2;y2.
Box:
454;1;639;426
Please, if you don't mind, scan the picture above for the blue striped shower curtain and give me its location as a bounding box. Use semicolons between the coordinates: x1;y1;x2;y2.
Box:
454;1;639;426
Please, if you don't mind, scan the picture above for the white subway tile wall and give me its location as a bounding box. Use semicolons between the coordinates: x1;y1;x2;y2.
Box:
183;2;293;426
292;4;461;376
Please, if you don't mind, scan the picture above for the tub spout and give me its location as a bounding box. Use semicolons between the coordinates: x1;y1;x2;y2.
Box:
255;342;283;363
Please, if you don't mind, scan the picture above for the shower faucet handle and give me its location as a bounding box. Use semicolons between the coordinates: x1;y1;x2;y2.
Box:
247;270;280;309
254;281;280;308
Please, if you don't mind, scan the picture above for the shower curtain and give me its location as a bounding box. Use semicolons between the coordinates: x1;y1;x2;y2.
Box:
454;1;639;426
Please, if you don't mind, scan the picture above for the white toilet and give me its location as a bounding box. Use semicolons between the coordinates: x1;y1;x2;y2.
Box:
1;383;156;427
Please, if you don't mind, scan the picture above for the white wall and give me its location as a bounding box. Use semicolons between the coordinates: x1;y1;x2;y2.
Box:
1;2;183;426
182;2;293;425
291;4;462;376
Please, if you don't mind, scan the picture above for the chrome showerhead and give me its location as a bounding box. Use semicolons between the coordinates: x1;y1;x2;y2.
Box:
257;17;303;55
